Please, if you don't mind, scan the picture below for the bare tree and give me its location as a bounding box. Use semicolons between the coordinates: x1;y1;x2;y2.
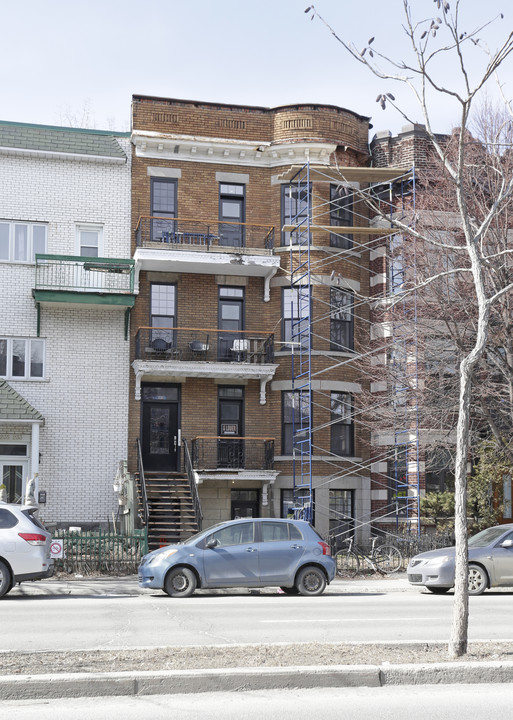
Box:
306;0;513;657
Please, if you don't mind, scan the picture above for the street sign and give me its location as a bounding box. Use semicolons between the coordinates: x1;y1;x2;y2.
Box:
50;540;64;559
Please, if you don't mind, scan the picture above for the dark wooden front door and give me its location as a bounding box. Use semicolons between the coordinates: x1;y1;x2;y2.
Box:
141;385;180;472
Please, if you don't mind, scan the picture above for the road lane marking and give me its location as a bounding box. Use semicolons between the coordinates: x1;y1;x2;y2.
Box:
260;617;435;623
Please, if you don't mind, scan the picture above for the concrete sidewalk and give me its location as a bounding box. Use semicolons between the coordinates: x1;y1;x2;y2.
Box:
1;659;512;700
8;572;413;597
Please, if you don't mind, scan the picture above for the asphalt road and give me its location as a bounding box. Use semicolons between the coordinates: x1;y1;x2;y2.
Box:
4;684;513;720
1;576;512;652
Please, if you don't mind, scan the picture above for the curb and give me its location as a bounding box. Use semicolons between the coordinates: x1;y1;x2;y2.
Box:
9;574;413;597
1;661;513;700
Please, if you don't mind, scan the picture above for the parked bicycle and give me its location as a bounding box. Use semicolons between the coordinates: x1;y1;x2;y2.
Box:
334;536;403;578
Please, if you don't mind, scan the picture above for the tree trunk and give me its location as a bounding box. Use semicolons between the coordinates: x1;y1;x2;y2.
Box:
448;360;472;657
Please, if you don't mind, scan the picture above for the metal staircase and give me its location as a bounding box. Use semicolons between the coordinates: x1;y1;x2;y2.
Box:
135;439;202;550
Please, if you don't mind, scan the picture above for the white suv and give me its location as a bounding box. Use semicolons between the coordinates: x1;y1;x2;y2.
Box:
0;502;53;598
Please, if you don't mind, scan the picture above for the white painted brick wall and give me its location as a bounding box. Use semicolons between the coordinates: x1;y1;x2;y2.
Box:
0;135;132;525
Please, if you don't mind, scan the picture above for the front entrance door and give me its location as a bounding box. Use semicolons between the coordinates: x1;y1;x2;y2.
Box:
1;463;26;503
219;183;245;247
218;387;244;468
218;287;244;361
231;489;259;519
141;385;180;472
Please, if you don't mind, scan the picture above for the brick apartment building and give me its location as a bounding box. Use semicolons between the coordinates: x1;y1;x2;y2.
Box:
0;121;134;526
128;95;407;547
0;104;429;542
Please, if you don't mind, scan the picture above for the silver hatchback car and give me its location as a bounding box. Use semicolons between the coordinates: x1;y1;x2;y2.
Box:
139;517;336;597
0;502;53;598
407;524;513;595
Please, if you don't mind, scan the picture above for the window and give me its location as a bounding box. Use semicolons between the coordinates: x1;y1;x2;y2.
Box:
281;489;295;518
425;448;454;494
207;521;254;547
0;338;45;380
151;178;177;241
260;521;303;542
330;185;353;249
388;234;404;294
150;284;176;346
387;448;408;516
425;338;457;376
331;392;354;457
0;509;18;529
281;183;311;246
329;490;354;549
282;288;299;349
0;221;47;263
330;288;354;351
282;286;311;351
282;390;311;455
219;184;245;247
280;489;316;523
76;225;103;257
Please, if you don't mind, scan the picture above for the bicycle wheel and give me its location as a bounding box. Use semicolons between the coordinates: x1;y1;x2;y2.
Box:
373;544;403;574
335;549;360;578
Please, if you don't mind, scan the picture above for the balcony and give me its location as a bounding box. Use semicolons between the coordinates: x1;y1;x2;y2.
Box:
191;436;278;484
134;217;280;301
132;327;278;404
135;327;274;363
33;254;135;307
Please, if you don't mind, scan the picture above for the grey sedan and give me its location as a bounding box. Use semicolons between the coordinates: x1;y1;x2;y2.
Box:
407;524;513;595
138;517;336;597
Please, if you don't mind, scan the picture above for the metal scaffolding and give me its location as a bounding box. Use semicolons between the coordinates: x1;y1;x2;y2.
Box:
282;161;419;540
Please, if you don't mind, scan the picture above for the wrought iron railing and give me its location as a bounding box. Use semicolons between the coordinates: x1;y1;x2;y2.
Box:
191;437;274;471
34;254;135;293
135;327;274;364
135;216;274;251
183;439;203;531
51;529;148;575
136;438;149;526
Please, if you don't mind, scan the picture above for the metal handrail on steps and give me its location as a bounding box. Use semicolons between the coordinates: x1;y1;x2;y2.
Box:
183;439;203;531
136;438;149;526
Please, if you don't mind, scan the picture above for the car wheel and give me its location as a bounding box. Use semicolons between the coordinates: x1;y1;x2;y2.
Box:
164;567;197;598
296;566;327;596
468;564;488;596
426;586;451;594
0;560;12;599
279;586;300;595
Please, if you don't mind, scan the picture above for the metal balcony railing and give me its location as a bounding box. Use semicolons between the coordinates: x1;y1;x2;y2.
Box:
135;216;275;251
34;254;135;294
135;327;274;364
191;437;275;471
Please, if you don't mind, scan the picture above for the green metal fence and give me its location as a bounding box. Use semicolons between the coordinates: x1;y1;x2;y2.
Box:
51;529;148;576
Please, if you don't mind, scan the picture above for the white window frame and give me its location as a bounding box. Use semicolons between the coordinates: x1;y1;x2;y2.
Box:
0;221;47;263
76;224;103;257
0;338;46;381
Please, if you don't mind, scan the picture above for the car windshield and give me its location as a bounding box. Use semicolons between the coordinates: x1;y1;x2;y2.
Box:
182;522;227;546
468;526;507;548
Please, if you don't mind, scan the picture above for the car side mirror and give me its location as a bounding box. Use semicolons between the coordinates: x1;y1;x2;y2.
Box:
206;538;219;549
501;539;513;548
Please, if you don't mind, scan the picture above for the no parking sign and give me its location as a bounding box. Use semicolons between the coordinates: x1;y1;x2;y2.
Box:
50;540;64;559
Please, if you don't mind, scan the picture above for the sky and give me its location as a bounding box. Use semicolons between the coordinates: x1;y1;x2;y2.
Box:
1;0;512;136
